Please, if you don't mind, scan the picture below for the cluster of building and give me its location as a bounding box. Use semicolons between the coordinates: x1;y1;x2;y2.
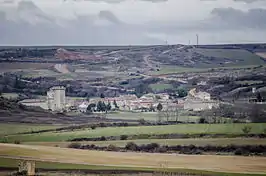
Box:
20;86;218;113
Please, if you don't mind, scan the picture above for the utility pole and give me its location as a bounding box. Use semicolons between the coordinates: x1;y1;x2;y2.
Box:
196;34;199;47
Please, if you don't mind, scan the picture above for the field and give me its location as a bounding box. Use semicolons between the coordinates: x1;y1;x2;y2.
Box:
25;138;266;148
0;62;53;73
2;123;266;142
106;112;200;122
149;84;173;92
151;66;205;75
1;143;266;174
0;123;65;136
194;48;265;66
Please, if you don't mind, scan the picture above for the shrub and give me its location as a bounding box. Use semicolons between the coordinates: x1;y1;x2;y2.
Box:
234;148;248;156
91;125;96;130
138;118;146;125
125;142;139;151
107;144;119;151
68;142;82;149
242;126;252;134
100;136;106;141
14;140;21;144
120;135;128;140
198;117;207;124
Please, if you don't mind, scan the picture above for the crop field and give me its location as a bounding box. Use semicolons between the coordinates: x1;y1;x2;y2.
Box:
0;123;65;136
1;143;266;174
150;66;205;75
26;138;266;148
0;62;53;73
2;123;266;142
149;84;173;92
106;112;200;122
194;48;265;66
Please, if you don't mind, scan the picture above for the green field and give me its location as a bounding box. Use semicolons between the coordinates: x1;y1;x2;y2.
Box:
194;48;265;66
151;66;205;75
2;123;266;142
149;83;173;92
26;138;266;148
106;112;200;122
0;123;65;136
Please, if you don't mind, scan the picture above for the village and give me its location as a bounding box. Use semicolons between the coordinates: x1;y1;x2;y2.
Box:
19;86;218;119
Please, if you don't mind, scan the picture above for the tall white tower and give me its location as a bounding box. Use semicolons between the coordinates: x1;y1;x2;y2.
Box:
47;86;66;112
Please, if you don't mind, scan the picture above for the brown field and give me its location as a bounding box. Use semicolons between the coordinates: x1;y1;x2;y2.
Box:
0;62;53;72
1;143;266;174
255;52;266;59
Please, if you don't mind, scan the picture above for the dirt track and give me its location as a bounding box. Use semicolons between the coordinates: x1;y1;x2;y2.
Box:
1;143;266;174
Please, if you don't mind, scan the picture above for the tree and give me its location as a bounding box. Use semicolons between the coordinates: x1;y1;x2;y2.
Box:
100;93;105;99
177;88;188;98
113;100;119;109
106;102;112;111
157;103;163;122
87;103;96;113
157;103;163;111
97;101;103;112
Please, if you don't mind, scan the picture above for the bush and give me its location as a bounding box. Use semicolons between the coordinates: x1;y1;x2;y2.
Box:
120;135;128;140
14;140;21;144
125;142;139;151
107;144;119;151
234;148;248;156
100;136;106;141
91;125;96;130
242;126;252;134
198;117;207;124
138;118;146;125
68;142;82;149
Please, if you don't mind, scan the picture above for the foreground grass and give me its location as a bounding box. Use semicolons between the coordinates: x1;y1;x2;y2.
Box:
1;143;266;175
2;123;266;142
0;158;265;176
0;123;65;136
26;138;266;148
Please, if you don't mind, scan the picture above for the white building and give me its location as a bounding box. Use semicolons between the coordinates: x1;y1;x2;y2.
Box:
47;86;66;112
78;101;89;113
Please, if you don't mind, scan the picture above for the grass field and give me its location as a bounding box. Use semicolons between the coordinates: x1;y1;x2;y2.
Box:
25;138;266;148
149;84;173;92
1;143;266;175
0;123;65;136
151;66;205;75
2;123;266;142
106;112;200;122
194;48;265;66
1;93;19;99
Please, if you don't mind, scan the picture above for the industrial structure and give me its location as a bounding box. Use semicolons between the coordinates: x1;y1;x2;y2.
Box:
47;86;66;112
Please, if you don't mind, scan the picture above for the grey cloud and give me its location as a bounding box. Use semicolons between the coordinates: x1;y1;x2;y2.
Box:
99;10;121;24
211;7;266;29
0;0;162;45
201;0;264;3
0;0;15;4
64;0;167;3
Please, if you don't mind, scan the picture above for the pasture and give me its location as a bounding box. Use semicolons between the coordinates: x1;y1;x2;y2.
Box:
149;83;173;92
194;48;265;66
0;123;64;136
1;143;266;174
2;123;266;142
106;112;200;122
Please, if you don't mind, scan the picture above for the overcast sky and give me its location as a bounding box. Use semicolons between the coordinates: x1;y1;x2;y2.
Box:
0;0;266;45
